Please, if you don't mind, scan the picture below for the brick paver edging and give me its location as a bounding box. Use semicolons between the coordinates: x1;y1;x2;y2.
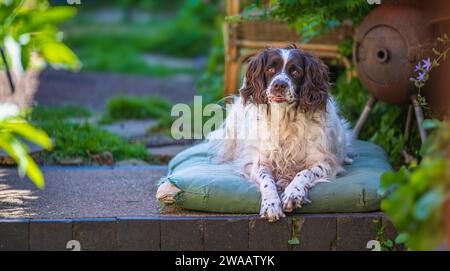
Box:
0;212;401;251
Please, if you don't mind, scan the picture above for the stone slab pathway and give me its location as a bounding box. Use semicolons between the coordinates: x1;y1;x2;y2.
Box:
0;166;166;219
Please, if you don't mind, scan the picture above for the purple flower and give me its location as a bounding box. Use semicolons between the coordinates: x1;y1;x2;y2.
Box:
416;71;426;81
415;62;422;72
422;58;432;71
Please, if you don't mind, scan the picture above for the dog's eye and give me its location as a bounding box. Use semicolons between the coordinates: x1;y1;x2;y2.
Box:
291;69;300;77
267;67;276;73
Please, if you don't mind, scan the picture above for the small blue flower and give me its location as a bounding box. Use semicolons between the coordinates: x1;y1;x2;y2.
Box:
422;58;432;71
415;62;422;72
416;71;426;81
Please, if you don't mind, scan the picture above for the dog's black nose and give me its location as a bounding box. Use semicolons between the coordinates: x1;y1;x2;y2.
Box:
272;80;288;93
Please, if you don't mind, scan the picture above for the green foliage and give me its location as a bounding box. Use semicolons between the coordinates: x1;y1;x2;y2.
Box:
36;120;149;163
0;103;52;189
234;0;374;41
196;15;225;104
0;0;79;71
63;0;221;75
31;105;152;164
376;225;395;251
80;0;183;11
332;75;420;168
144;0;221;58
380;120;450;250
410;34;449;107
102;96;174;134
65;25;199;76
103;96;172;122
31;104;91;121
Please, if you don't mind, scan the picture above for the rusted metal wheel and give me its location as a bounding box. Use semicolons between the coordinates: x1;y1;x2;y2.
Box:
354;4;433;105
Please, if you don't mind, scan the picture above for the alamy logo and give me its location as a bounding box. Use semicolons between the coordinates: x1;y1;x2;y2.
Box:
366;240;381;251
367;0;381;4
66;240;81;251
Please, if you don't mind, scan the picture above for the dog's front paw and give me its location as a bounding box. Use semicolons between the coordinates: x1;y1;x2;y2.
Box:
260;198;285;222
281;186;310;213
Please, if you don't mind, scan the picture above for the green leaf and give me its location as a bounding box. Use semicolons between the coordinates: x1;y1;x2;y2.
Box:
413;189;443;221
0;133;45;189
422;119;441;130
1;119;53;150
288;237;300;245
420;137;435;156
395;233;409;244
384;240;394;248
379;167;409;194
29;7;77;27
40;41;80;70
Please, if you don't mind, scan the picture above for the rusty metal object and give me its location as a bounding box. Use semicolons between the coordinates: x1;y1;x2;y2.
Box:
354;4;433;105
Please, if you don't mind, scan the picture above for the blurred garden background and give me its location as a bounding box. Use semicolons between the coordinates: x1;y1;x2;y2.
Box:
1;0;419;168
1;0;225;168
1;0;449;250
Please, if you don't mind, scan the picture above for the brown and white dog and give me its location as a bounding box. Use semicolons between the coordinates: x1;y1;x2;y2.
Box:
157;46;353;222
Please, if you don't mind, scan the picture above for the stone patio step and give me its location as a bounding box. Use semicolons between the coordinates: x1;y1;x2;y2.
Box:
0;166;166;219
0;213;400;251
0;167;401;251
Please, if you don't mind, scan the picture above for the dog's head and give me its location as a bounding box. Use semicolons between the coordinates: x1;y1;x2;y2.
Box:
240;45;329;112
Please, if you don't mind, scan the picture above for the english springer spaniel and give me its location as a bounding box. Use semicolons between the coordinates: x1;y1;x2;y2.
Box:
158;45;353;222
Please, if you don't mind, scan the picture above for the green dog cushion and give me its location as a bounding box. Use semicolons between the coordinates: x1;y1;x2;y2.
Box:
158;140;392;213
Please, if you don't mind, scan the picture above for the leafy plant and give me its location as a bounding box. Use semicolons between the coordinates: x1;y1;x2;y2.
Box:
231;0;374;42
196;13;225;104
101;96;175;135
78;0;183;12
102;96;172;122
331;75;420;168
143;0;221;58
62;0;221;76
375;225;395;251
410;34;450;107
36;119;151;164
0;103;52;188
0;1;80;189
30;105;154;164
0;0;80;71
31;104;91;121
380;120;450;250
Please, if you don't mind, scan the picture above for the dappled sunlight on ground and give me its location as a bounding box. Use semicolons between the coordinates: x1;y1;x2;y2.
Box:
0;167;167;219
0;169;38;218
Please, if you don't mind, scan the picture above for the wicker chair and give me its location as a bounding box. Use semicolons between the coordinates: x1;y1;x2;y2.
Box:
223;0;353;95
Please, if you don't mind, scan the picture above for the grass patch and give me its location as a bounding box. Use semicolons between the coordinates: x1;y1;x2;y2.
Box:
31;105;91;121
61;1;220;75
31;106;155;164
102;96;174;134
102;96;172;121
70;37;199;76
38;120;151;163
331;75;420;168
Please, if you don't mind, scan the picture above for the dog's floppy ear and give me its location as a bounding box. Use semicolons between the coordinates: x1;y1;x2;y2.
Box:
240;50;268;105
298;51;329;112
